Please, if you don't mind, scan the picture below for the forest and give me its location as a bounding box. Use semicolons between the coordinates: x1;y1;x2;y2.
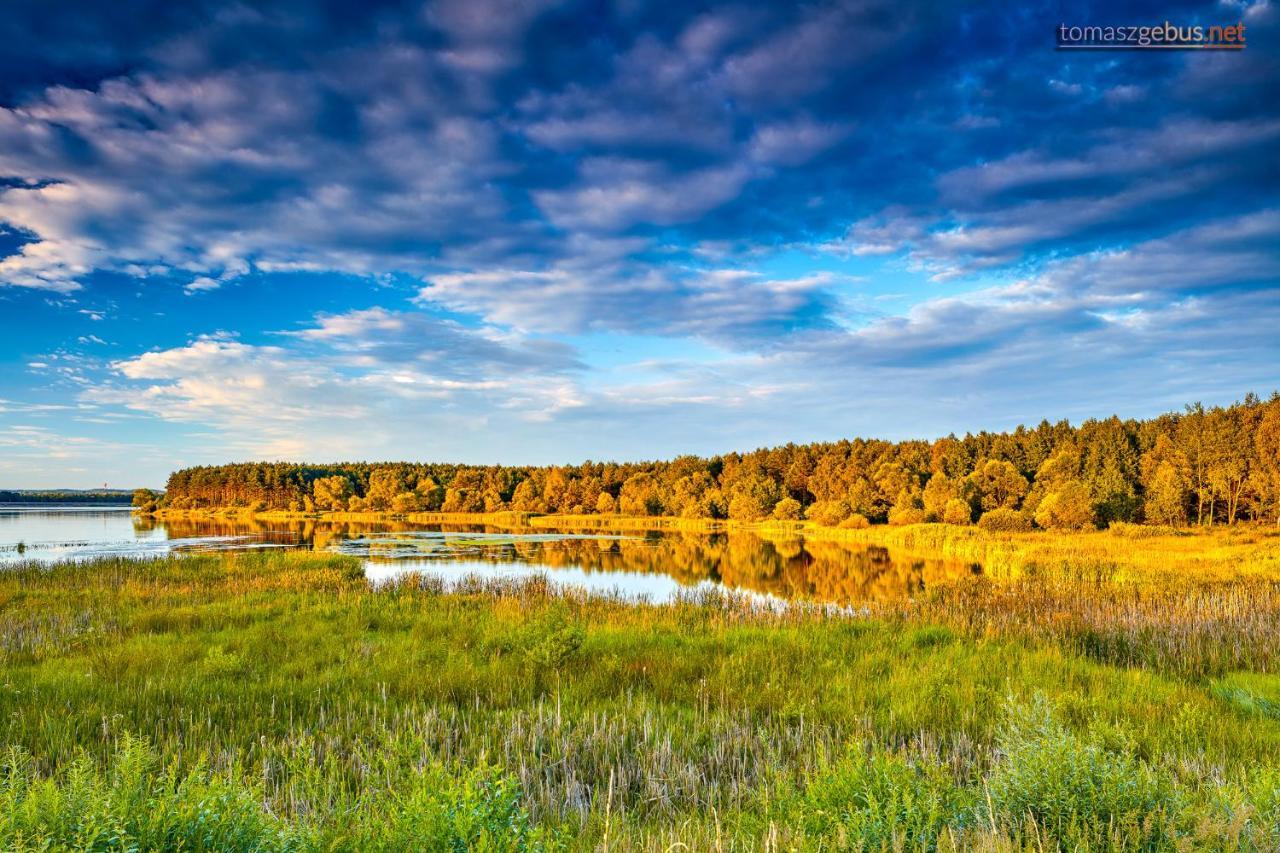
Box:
0;489;133;504
158;394;1280;529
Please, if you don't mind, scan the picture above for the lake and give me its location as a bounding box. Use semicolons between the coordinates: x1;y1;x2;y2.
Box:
0;505;981;605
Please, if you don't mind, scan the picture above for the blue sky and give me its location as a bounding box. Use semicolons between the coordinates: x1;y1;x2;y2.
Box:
1;0;1277;488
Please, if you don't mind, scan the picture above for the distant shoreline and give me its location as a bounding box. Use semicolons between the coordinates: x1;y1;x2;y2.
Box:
0;492;134;505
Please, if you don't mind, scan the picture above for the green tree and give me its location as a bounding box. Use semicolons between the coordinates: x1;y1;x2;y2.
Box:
131;489;160;512
442;487;484;513
1178;404;1213;525
1079;417;1141;524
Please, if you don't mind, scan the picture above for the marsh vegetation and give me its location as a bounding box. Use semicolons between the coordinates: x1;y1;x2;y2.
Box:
2;530;1279;849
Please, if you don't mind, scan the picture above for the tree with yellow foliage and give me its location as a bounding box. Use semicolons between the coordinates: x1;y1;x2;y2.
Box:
967;459;1028;512
312;476;352;511
1035;481;1094;530
1140;434;1190;526
942;498;972;525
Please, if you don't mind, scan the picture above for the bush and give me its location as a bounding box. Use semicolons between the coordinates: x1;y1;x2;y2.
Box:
791;750;969;849
838;513;870;529
342;764;548;851
888;506;927;526
0;738;299;851
772;497;803;521
977;507;1031;532
511;613;586;671
1108;521;1180;538
0;739;550;852
942;498;972;525
806;500;853;526
988;696;1174;844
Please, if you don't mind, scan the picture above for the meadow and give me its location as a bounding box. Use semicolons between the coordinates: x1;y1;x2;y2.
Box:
2;527;1280;850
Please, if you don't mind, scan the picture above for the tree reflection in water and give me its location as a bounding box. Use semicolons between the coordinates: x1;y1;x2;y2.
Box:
152;516;980;605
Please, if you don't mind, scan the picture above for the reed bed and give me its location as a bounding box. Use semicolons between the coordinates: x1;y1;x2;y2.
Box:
818;522;1280;582
2;550;1279;849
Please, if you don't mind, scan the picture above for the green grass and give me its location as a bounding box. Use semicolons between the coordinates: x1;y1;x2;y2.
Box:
1;550;1279;849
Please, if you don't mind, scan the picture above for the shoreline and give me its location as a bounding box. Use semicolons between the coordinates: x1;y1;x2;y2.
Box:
141;507;1279;581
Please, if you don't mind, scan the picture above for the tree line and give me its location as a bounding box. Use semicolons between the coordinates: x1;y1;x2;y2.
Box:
0;490;134;504
158;394;1280;529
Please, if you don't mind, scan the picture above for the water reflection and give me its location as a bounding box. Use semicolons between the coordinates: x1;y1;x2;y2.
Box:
155;516;981;604
3;508;981;605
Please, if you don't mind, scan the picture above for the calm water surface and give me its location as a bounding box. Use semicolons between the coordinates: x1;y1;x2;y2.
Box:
0;505;981;605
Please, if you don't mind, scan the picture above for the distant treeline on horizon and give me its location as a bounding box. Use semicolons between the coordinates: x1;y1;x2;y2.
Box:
159;394;1280;530
0;490;135;504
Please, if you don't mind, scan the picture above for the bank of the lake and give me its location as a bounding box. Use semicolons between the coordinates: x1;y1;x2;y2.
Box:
3;549;1280;849
147;506;1280;581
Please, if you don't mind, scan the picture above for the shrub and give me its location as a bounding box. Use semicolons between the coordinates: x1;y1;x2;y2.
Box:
202;646;244;678
838;513;870;529
342;764;548;852
807;500;853;526
792;750;968;849
516;613;586;670
942;498;972;525
772;497;803;521
1108;521;1180;538
977;507;1031;532
888;506;927;525
988;695;1174;844
0;740;548;852
0;738;299;851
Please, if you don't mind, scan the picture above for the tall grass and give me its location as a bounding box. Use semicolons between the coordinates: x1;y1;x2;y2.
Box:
818;521;1280;582
2;550;1279;848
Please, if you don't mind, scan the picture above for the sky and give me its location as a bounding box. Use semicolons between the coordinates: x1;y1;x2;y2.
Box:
0;0;1277;488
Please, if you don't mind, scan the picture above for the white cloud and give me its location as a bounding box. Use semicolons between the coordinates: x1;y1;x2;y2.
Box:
418;264;839;344
532;158;752;231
